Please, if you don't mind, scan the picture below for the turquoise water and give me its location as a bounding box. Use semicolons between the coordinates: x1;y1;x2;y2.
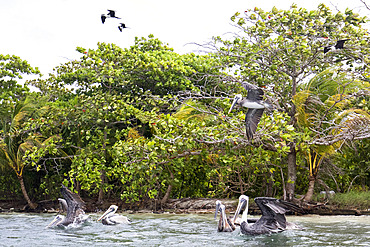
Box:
0;213;369;246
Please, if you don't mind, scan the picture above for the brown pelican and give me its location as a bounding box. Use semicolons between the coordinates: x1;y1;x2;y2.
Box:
233;195;302;235
228;85;271;140
46;185;88;228
324;39;349;53
215;200;235;232
97;205;131;225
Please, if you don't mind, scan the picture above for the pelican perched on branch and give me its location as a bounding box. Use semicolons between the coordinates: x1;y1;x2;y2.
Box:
215;200;235;232
228;83;271;140
46;185;88;228
97;205;131;225
233;195;302;235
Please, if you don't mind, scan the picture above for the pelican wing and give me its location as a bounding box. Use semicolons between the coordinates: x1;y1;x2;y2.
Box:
60;185;86;225
254;197;288;215
246;88;264;101
254;197;303;229
241;81;258;91
110;215;131;224
61;185;85;209
245;108;264;140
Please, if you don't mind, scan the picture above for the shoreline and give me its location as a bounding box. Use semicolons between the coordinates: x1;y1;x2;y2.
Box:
1;198;369;216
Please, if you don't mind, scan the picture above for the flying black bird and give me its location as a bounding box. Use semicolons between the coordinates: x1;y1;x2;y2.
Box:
324;39;349;53
101;14;107;24
107;9;121;19
228;83;271;140
118;23;127;32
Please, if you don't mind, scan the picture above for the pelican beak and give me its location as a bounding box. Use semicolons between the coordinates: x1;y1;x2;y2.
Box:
214;201;221;220
232;197;247;224
97;208;113;221
220;205;229;228
228;96;239;114
46;216;62;228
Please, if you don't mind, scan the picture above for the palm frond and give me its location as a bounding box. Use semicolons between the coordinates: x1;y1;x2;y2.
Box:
173;100;213;122
292;90;314;128
334;108;370;125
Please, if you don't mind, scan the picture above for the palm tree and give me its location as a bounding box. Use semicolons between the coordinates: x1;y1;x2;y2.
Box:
0;98;52;209
293;68;370;201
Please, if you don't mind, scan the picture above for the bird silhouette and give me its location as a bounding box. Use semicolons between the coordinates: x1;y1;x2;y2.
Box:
118;23;127;32
101;14;107;24
107;9;121;19
324;39;349;53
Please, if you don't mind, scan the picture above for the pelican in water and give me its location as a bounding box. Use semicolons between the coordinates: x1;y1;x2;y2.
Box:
233;195;302;235
47;185;88;228
214;200;259;232
228;84;271;140
215;200;235;232
97;205;131;225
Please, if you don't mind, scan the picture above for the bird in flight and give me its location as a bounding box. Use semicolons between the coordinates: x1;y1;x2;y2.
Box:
228;83;271;140
118;23;127;32
107;9;121;19
324;39;349;53
101;10;121;24
101;14;107;24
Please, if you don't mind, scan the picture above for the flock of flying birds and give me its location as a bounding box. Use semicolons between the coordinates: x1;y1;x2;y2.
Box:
47;185;303;236
101;9;127;32
228;39;350;140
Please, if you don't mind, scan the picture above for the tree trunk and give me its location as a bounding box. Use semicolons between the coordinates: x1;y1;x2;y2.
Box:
286;142;297;201
161;167;174;205
286;75;298;202
98;129;108;204
18;175;37;209
266;173;274;197
98;170;106;203
304;175;316;202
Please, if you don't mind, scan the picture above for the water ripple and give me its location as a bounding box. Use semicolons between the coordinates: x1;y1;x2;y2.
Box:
0;213;369;246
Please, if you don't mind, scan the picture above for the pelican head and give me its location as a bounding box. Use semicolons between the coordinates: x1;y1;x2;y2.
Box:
232;195;249;224
214;200;222;220
46;215;65;228
97;205;118;221
228;94;243;114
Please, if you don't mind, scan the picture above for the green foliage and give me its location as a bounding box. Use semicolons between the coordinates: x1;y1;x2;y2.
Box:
0;54;40;119
323;191;370;210
1;5;369;206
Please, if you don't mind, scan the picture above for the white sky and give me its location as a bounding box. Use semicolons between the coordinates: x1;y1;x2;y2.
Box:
0;0;368;78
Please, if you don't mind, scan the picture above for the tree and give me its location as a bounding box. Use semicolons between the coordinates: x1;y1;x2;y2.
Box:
0;98;46;209
208;4;370;200
0;54;40;124
293;68;370;200
28;36;222;203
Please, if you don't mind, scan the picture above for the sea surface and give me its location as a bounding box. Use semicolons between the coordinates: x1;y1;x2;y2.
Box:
0;213;369;246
